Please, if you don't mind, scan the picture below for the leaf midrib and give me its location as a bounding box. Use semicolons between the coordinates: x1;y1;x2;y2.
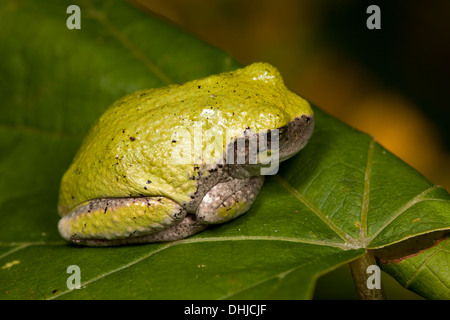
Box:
359;137;374;242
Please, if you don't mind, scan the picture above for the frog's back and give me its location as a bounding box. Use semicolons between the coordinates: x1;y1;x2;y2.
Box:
58;86;201;216
58;63;312;215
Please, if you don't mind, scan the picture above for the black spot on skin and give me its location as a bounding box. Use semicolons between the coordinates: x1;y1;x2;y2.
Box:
52;289;59;294
122;129;126;133
144;186;147;190
172;139;177;143
129;137;136;141
146;180;152;184
198;85;201;89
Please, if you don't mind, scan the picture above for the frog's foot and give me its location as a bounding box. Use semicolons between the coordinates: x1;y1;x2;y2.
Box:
196;176;264;224
58;197;190;246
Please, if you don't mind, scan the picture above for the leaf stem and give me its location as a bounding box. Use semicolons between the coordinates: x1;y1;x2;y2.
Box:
349;251;387;300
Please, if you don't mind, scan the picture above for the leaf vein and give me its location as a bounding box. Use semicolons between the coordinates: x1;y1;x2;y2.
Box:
368;186;444;243
80;0;174;85
0;244;30;260
359;137;375;243
404;242;443;288
274;175;356;245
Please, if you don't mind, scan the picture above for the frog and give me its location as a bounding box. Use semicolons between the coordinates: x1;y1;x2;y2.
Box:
57;62;314;246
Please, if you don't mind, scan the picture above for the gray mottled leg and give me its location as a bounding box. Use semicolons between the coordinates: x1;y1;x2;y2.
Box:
196;176;264;224
73;215;206;246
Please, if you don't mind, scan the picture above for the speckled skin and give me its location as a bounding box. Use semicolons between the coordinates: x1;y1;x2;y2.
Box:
58;63;314;246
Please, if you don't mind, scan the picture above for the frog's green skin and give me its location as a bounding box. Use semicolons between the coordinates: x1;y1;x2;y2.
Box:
58;62;314;246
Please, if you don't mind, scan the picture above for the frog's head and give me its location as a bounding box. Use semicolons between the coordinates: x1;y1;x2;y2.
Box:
217;63;315;171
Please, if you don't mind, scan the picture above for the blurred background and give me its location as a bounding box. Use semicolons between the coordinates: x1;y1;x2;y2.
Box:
132;0;449;300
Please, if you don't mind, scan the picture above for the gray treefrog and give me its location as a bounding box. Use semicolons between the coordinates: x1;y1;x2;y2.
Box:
57;62;314;246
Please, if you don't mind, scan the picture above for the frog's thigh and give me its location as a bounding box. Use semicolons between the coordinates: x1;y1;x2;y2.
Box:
58;197;186;245
196;176;264;224
119;214;207;245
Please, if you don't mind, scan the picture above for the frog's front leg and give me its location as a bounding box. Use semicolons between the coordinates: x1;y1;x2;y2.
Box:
196;176;264;224
58;197;188;246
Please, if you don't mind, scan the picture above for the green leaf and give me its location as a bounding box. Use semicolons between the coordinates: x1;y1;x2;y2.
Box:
375;232;449;300
0;0;449;300
279;107;450;251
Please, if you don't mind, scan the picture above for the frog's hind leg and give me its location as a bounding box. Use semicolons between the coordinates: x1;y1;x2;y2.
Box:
196;176;264;224
58;196;192;246
118;214;207;245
